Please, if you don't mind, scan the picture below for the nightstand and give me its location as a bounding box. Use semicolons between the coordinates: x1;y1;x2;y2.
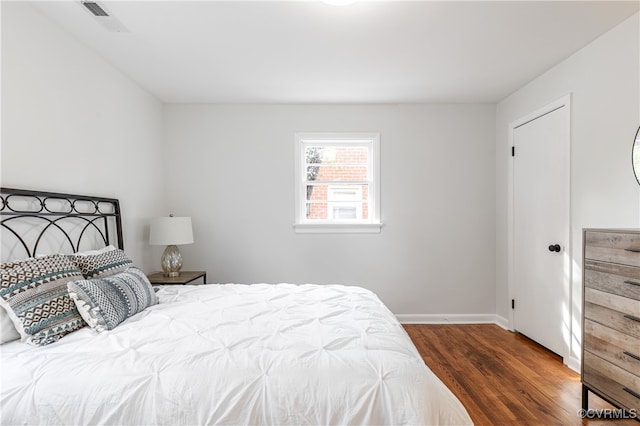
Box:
147;271;207;285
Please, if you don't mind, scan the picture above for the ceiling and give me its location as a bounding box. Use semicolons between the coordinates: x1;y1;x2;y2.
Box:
31;1;639;104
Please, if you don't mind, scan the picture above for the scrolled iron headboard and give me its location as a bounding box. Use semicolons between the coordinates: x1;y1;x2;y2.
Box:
1;188;123;262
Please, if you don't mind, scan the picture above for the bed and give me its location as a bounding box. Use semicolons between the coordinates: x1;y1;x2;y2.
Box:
0;188;472;425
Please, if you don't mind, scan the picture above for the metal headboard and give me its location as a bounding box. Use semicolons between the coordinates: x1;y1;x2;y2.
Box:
0;188;123;261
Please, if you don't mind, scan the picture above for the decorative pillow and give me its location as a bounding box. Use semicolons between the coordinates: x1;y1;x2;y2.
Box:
0;305;20;344
67;267;158;332
68;247;133;279
0;254;85;346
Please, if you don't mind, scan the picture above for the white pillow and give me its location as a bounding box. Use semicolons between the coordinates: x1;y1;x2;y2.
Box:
72;245;117;256
35;245;116;258
0;305;20;344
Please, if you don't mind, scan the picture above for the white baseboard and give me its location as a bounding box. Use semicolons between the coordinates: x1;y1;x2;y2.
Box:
565;355;580;374
396;313;504;325
494;315;510;330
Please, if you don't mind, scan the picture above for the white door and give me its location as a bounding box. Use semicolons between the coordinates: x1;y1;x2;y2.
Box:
513;103;570;357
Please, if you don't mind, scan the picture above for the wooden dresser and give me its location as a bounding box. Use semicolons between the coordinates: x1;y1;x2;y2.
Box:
582;229;640;412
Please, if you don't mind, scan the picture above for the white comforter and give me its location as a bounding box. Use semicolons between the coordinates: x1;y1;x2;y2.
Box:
1;284;472;425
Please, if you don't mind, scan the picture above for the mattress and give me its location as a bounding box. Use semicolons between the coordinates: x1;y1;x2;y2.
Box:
1;283;472;425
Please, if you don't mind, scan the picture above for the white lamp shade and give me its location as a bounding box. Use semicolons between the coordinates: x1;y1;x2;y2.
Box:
149;217;194;246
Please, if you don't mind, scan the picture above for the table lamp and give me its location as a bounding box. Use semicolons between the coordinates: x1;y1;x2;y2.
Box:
149;215;194;277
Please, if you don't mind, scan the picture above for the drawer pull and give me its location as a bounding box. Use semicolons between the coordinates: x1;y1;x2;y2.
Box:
623;387;640;400
623;280;640;287
623;351;640;361
624;248;640;253
624;314;640;323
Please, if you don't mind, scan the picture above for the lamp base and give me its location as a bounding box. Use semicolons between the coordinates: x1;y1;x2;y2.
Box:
161;245;183;277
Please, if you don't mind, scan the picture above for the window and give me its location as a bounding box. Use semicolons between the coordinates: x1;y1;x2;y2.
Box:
294;133;381;233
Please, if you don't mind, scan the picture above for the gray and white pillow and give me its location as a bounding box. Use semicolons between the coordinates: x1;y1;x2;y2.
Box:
67;267;158;332
68;247;133;279
0;254;85;346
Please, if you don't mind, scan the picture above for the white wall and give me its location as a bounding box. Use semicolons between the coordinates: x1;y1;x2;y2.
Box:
496;13;640;361
163;104;496;316
9;1;636;325
1;2;165;270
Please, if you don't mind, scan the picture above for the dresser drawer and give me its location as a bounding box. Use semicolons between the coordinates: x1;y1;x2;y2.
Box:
585;303;640;339
585;231;640;267
584;260;640;300
584;319;640;375
583;351;640;411
584;288;640;339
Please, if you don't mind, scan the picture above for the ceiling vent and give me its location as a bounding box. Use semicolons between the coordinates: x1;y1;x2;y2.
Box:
82;1;109;17
80;1;129;33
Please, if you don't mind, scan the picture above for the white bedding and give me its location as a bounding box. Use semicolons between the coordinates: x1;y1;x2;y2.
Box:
1;283;472;425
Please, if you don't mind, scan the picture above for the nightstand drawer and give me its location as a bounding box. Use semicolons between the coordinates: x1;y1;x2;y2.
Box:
584;260;640;300
583;351;640;411
584;319;640;375
585;231;640;267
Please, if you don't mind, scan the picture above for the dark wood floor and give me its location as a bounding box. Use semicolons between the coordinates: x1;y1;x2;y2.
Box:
404;324;636;426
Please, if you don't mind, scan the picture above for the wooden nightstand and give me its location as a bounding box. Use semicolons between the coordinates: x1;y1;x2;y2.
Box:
147;271;207;285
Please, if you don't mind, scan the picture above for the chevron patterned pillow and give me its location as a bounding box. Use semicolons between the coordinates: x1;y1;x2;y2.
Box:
68;267;158;332
0;254;86;346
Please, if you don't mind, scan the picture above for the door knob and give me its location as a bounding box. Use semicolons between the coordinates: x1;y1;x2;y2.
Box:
548;244;561;253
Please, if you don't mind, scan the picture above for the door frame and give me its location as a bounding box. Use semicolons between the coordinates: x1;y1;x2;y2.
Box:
507;94;573;366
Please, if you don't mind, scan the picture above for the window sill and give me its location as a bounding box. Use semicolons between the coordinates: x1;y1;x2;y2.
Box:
294;222;383;234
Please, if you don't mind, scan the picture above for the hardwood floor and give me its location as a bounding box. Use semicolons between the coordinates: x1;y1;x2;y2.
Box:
404;324;637;425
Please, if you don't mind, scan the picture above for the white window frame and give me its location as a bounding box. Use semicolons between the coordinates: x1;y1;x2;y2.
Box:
294;132;382;234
